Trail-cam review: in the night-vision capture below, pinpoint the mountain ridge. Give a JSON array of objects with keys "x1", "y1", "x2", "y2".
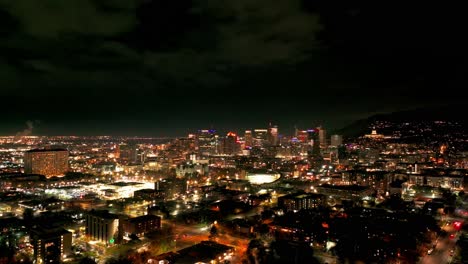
[{"x1": 337, "y1": 104, "x2": 466, "y2": 138}]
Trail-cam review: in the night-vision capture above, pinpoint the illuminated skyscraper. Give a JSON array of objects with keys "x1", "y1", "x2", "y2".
[
  {"x1": 244, "y1": 130, "x2": 253, "y2": 148},
  {"x1": 119, "y1": 144, "x2": 138, "y2": 163},
  {"x1": 254, "y1": 129, "x2": 268, "y2": 146},
  {"x1": 296, "y1": 130, "x2": 309, "y2": 143},
  {"x1": 24, "y1": 149, "x2": 69, "y2": 178},
  {"x1": 307, "y1": 129, "x2": 320, "y2": 157},
  {"x1": 330, "y1": 135, "x2": 343, "y2": 147},
  {"x1": 223, "y1": 132, "x2": 239, "y2": 155},
  {"x1": 196, "y1": 129, "x2": 217, "y2": 156},
  {"x1": 268, "y1": 125, "x2": 279, "y2": 146},
  {"x1": 318, "y1": 126, "x2": 328, "y2": 148}
]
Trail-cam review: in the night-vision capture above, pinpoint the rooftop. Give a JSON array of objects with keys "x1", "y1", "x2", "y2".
[
  {"x1": 317, "y1": 184, "x2": 369, "y2": 191},
  {"x1": 127, "y1": 214, "x2": 160, "y2": 223},
  {"x1": 30, "y1": 227, "x2": 71, "y2": 239},
  {"x1": 26, "y1": 148, "x2": 68, "y2": 153},
  {"x1": 175, "y1": 241, "x2": 234, "y2": 264},
  {"x1": 87, "y1": 210, "x2": 119, "y2": 219}
]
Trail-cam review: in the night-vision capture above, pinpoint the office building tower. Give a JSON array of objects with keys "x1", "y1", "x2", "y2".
[
  {"x1": 24, "y1": 149, "x2": 69, "y2": 178},
  {"x1": 30, "y1": 227, "x2": 72, "y2": 264},
  {"x1": 244, "y1": 130, "x2": 253, "y2": 148},
  {"x1": 318, "y1": 126, "x2": 327, "y2": 148},
  {"x1": 296, "y1": 130, "x2": 309, "y2": 143},
  {"x1": 253, "y1": 129, "x2": 268, "y2": 146},
  {"x1": 224, "y1": 132, "x2": 239, "y2": 155},
  {"x1": 196, "y1": 129, "x2": 217, "y2": 156},
  {"x1": 331, "y1": 135, "x2": 343, "y2": 147},
  {"x1": 307, "y1": 129, "x2": 320, "y2": 157},
  {"x1": 268, "y1": 125, "x2": 279, "y2": 146},
  {"x1": 119, "y1": 144, "x2": 138, "y2": 163}
]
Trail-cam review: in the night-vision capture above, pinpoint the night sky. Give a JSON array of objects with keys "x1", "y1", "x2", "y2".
[{"x1": 0, "y1": 1, "x2": 466, "y2": 136}]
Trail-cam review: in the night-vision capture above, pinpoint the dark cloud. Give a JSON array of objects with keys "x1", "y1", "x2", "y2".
[
  {"x1": 0, "y1": 1, "x2": 466, "y2": 135},
  {"x1": 0, "y1": 0, "x2": 136, "y2": 37}
]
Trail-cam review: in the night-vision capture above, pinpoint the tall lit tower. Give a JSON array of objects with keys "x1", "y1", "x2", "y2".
[
  {"x1": 318, "y1": 126, "x2": 327, "y2": 148},
  {"x1": 254, "y1": 129, "x2": 268, "y2": 146},
  {"x1": 244, "y1": 130, "x2": 253, "y2": 148},
  {"x1": 196, "y1": 129, "x2": 217, "y2": 157},
  {"x1": 224, "y1": 132, "x2": 239, "y2": 155},
  {"x1": 268, "y1": 125, "x2": 279, "y2": 146},
  {"x1": 307, "y1": 129, "x2": 320, "y2": 157},
  {"x1": 330, "y1": 135, "x2": 343, "y2": 147}
]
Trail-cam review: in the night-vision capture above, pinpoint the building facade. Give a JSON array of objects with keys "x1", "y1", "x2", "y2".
[
  {"x1": 24, "y1": 149, "x2": 69, "y2": 178},
  {"x1": 278, "y1": 193, "x2": 326, "y2": 212},
  {"x1": 30, "y1": 227, "x2": 72, "y2": 264},
  {"x1": 197, "y1": 129, "x2": 218, "y2": 157},
  {"x1": 330, "y1": 135, "x2": 343, "y2": 147},
  {"x1": 85, "y1": 210, "x2": 120, "y2": 245},
  {"x1": 122, "y1": 215, "x2": 161, "y2": 237}
]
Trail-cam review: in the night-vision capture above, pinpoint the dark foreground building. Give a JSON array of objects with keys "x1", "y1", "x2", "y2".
[
  {"x1": 156, "y1": 241, "x2": 234, "y2": 264},
  {"x1": 30, "y1": 227, "x2": 72, "y2": 264}
]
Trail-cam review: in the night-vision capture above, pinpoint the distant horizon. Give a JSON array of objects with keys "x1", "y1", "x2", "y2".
[{"x1": 2, "y1": 103, "x2": 463, "y2": 137}]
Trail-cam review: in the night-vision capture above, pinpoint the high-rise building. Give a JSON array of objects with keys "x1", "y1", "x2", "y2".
[
  {"x1": 30, "y1": 227, "x2": 72, "y2": 264},
  {"x1": 268, "y1": 125, "x2": 279, "y2": 146},
  {"x1": 244, "y1": 130, "x2": 253, "y2": 148},
  {"x1": 330, "y1": 135, "x2": 343, "y2": 147},
  {"x1": 24, "y1": 149, "x2": 69, "y2": 178},
  {"x1": 253, "y1": 129, "x2": 268, "y2": 146},
  {"x1": 223, "y1": 132, "x2": 239, "y2": 155},
  {"x1": 296, "y1": 130, "x2": 309, "y2": 143},
  {"x1": 318, "y1": 126, "x2": 327, "y2": 148},
  {"x1": 85, "y1": 210, "x2": 121, "y2": 245},
  {"x1": 196, "y1": 129, "x2": 217, "y2": 156},
  {"x1": 119, "y1": 144, "x2": 138, "y2": 163},
  {"x1": 307, "y1": 129, "x2": 320, "y2": 157}
]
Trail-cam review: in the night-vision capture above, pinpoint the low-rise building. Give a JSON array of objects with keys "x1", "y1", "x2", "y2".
[
  {"x1": 134, "y1": 189, "x2": 165, "y2": 201},
  {"x1": 277, "y1": 193, "x2": 326, "y2": 212},
  {"x1": 315, "y1": 184, "x2": 373, "y2": 202},
  {"x1": 156, "y1": 241, "x2": 234, "y2": 264}
]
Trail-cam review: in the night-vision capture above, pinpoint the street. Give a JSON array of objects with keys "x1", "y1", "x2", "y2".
[{"x1": 419, "y1": 217, "x2": 462, "y2": 264}]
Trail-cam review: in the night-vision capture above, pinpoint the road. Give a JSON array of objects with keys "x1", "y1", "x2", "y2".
[
  {"x1": 419, "y1": 217, "x2": 462, "y2": 264},
  {"x1": 149, "y1": 220, "x2": 250, "y2": 263}
]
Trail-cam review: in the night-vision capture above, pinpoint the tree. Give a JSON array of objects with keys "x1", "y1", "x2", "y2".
[
  {"x1": 23, "y1": 208, "x2": 34, "y2": 227},
  {"x1": 129, "y1": 233, "x2": 140, "y2": 241},
  {"x1": 105, "y1": 256, "x2": 133, "y2": 264},
  {"x1": 209, "y1": 225, "x2": 218, "y2": 240},
  {"x1": 79, "y1": 257, "x2": 97, "y2": 264}
]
